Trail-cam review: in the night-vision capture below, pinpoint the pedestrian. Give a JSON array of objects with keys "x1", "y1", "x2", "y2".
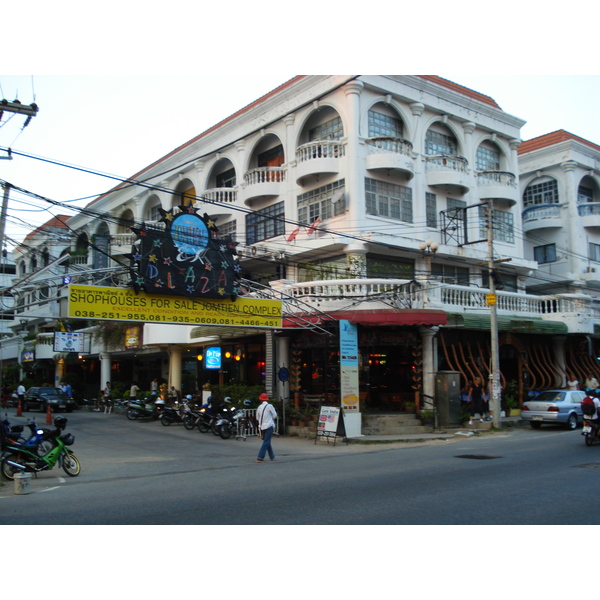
[
  {"x1": 129, "y1": 382, "x2": 140, "y2": 401},
  {"x1": 62, "y1": 381, "x2": 72, "y2": 399},
  {"x1": 255, "y1": 392, "x2": 277, "y2": 463},
  {"x1": 16, "y1": 381, "x2": 26, "y2": 407},
  {"x1": 168, "y1": 385, "x2": 180, "y2": 405},
  {"x1": 150, "y1": 378, "x2": 158, "y2": 397},
  {"x1": 585, "y1": 372, "x2": 599, "y2": 390},
  {"x1": 566, "y1": 374, "x2": 579, "y2": 390},
  {"x1": 102, "y1": 381, "x2": 112, "y2": 414},
  {"x1": 467, "y1": 377, "x2": 485, "y2": 425}
]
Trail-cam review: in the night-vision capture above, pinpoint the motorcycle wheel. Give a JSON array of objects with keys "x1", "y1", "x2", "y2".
[
  {"x1": 126, "y1": 408, "x2": 139, "y2": 420},
  {"x1": 1, "y1": 453, "x2": 27, "y2": 480},
  {"x1": 211, "y1": 421, "x2": 221, "y2": 436},
  {"x1": 36, "y1": 440, "x2": 54, "y2": 456},
  {"x1": 62, "y1": 453, "x2": 81, "y2": 477},
  {"x1": 198, "y1": 421, "x2": 210, "y2": 433},
  {"x1": 219, "y1": 423, "x2": 232, "y2": 440},
  {"x1": 161, "y1": 416, "x2": 171, "y2": 426},
  {"x1": 585, "y1": 433, "x2": 594, "y2": 446},
  {"x1": 183, "y1": 416, "x2": 196, "y2": 430}
]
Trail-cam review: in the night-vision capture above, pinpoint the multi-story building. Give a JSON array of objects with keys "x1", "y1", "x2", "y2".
[{"x1": 5, "y1": 76, "x2": 600, "y2": 431}]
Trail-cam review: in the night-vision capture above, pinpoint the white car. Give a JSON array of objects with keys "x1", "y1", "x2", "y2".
[{"x1": 520, "y1": 390, "x2": 586, "y2": 430}]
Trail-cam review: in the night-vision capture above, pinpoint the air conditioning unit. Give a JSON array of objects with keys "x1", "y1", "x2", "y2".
[{"x1": 586, "y1": 266, "x2": 596, "y2": 273}]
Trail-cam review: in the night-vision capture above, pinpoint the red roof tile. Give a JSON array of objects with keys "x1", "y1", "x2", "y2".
[
  {"x1": 24, "y1": 215, "x2": 70, "y2": 241},
  {"x1": 518, "y1": 130, "x2": 600, "y2": 155},
  {"x1": 417, "y1": 75, "x2": 501, "y2": 109}
]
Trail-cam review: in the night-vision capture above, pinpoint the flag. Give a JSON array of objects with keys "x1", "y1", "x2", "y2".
[
  {"x1": 286, "y1": 227, "x2": 300, "y2": 243},
  {"x1": 306, "y1": 218, "x2": 321, "y2": 235}
]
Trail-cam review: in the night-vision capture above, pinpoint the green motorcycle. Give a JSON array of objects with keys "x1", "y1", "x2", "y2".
[{"x1": 1, "y1": 416, "x2": 81, "y2": 480}]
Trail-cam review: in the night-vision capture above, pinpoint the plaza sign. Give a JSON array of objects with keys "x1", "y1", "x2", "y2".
[{"x1": 68, "y1": 284, "x2": 283, "y2": 328}]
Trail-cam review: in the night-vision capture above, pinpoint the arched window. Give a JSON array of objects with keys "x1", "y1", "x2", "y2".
[
  {"x1": 476, "y1": 141, "x2": 501, "y2": 171},
  {"x1": 523, "y1": 177, "x2": 559, "y2": 207},
  {"x1": 425, "y1": 124, "x2": 457, "y2": 156}
]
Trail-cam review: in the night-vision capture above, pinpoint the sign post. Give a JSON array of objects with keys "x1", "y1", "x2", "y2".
[{"x1": 339, "y1": 319, "x2": 361, "y2": 437}]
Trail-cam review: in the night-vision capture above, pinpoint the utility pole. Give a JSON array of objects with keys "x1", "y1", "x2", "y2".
[
  {"x1": 486, "y1": 201, "x2": 501, "y2": 428},
  {"x1": 0, "y1": 98, "x2": 39, "y2": 160}
]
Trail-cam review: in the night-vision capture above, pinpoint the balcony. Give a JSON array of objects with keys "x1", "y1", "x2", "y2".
[
  {"x1": 271, "y1": 279, "x2": 600, "y2": 335},
  {"x1": 295, "y1": 140, "x2": 346, "y2": 185},
  {"x1": 477, "y1": 171, "x2": 518, "y2": 204},
  {"x1": 522, "y1": 204, "x2": 562, "y2": 232},
  {"x1": 425, "y1": 155, "x2": 469, "y2": 194},
  {"x1": 578, "y1": 202, "x2": 600, "y2": 229},
  {"x1": 365, "y1": 137, "x2": 414, "y2": 179},
  {"x1": 239, "y1": 167, "x2": 286, "y2": 207},
  {"x1": 202, "y1": 187, "x2": 238, "y2": 220}
]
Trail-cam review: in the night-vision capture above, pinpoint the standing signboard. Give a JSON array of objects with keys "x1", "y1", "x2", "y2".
[{"x1": 316, "y1": 406, "x2": 346, "y2": 445}]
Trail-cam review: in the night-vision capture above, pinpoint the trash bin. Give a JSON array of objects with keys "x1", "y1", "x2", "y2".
[{"x1": 14, "y1": 472, "x2": 32, "y2": 495}]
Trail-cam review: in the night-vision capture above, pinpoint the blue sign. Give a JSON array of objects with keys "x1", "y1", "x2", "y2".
[{"x1": 205, "y1": 346, "x2": 222, "y2": 369}]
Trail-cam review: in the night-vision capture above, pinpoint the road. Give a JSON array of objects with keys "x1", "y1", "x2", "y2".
[{"x1": 1, "y1": 410, "x2": 598, "y2": 525}]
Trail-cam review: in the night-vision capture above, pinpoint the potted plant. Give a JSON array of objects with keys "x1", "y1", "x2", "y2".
[
  {"x1": 502, "y1": 380, "x2": 520, "y2": 416},
  {"x1": 404, "y1": 400, "x2": 416, "y2": 413},
  {"x1": 419, "y1": 409, "x2": 435, "y2": 426}
]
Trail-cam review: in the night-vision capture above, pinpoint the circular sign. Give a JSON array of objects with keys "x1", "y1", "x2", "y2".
[
  {"x1": 278, "y1": 367, "x2": 290, "y2": 382},
  {"x1": 171, "y1": 214, "x2": 209, "y2": 255}
]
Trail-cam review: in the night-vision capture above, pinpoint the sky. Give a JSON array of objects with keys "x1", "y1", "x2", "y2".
[{"x1": 2, "y1": 72, "x2": 600, "y2": 251}]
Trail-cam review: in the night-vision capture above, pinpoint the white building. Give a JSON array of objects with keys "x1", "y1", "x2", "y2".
[{"x1": 7, "y1": 76, "x2": 600, "y2": 428}]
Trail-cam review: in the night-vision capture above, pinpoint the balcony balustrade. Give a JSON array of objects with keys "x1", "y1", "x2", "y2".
[
  {"x1": 240, "y1": 167, "x2": 286, "y2": 206},
  {"x1": 522, "y1": 204, "x2": 562, "y2": 232},
  {"x1": 578, "y1": 202, "x2": 600, "y2": 228},
  {"x1": 295, "y1": 140, "x2": 346, "y2": 184},
  {"x1": 477, "y1": 170, "x2": 518, "y2": 204},
  {"x1": 203, "y1": 188, "x2": 237, "y2": 204},
  {"x1": 425, "y1": 155, "x2": 469, "y2": 193},
  {"x1": 365, "y1": 137, "x2": 414, "y2": 178}
]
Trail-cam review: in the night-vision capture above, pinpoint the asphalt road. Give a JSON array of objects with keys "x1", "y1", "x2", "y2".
[{"x1": 1, "y1": 410, "x2": 599, "y2": 525}]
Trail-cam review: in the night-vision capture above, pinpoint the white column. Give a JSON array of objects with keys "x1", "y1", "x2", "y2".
[
  {"x1": 420, "y1": 326, "x2": 439, "y2": 410},
  {"x1": 100, "y1": 352, "x2": 111, "y2": 391},
  {"x1": 343, "y1": 80, "x2": 364, "y2": 232},
  {"x1": 168, "y1": 346, "x2": 182, "y2": 392}
]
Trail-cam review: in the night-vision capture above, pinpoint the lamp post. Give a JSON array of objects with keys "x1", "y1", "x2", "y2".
[{"x1": 418, "y1": 240, "x2": 438, "y2": 308}]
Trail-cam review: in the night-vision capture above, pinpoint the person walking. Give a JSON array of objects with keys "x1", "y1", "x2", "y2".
[
  {"x1": 467, "y1": 377, "x2": 485, "y2": 425},
  {"x1": 256, "y1": 392, "x2": 277, "y2": 463},
  {"x1": 129, "y1": 382, "x2": 140, "y2": 401}
]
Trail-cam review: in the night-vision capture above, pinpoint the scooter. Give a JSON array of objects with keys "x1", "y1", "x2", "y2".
[
  {"x1": 1, "y1": 419, "x2": 53, "y2": 456},
  {"x1": 582, "y1": 418, "x2": 600, "y2": 446},
  {"x1": 126, "y1": 398, "x2": 161, "y2": 420},
  {"x1": 159, "y1": 400, "x2": 191, "y2": 426},
  {"x1": 1, "y1": 416, "x2": 81, "y2": 480}
]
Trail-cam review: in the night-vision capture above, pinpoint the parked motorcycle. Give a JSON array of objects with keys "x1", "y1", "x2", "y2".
[
  {"x1": 159, "y1": 400, "x2": 192, "y2": 426},
  {"x1": 126, "y1": 398, "x2": 161, "y2": 420},
  {"x1": 1, "y1": 416, "x2": 81, "y2": 480},
  {"x1": 196, "y1": 398, "x2": 219, "y2": 434},
  {"x1": 582, "y1": 418, "x2": 600, "y2": 446},
  {"x1": 183, "y1": 397, "x2": 202, "y2": 430},
  {"x1": 1, "y1": 419, "x2": 53, "y2": 456}
]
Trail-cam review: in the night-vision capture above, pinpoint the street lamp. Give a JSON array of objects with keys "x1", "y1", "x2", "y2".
[{"x1": 419, "y1": 240, "x2": 438, "y2": 308}]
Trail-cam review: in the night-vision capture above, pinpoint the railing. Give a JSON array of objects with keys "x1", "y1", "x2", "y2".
[
  {"x1": 366, "y1": 136, "x2": 413, "y2": 156},
  {"x1": 296, "y1": 140, "x2": 346, "y2": 163},
  {"x1": 477, "y1": 170, "x2": 517, "y2": 187},
  {"x1": 203, "y1": 188, "x2": 237, "y2": 203},
  {"x1": 283, "y1": 278, "x2": 416, "y2": 302},
  {"x1": 425, "y1": 154, "x2": 468, "y2": 172},
  {"x1": 522, "y1": 204, "x2": 561, "y2": 223},
  {"x1": 244, "y1": 166, "x2": 286, "y2": 186},
  {"x1": 578, "y1": 202, "x2": 600, "y2": 217},
  {"x1": 435, "y1": 284, "x2": 600, "y2": 318}
]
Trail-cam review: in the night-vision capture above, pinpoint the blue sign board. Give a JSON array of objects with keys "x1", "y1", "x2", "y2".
[{"x1": 205, "y1": 346, "x2": 222, "y2": 369}]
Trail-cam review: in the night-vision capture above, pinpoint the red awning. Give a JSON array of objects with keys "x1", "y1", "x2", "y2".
[{"x1": 283, "y1": 309, "x2": 447, "y2": 328}]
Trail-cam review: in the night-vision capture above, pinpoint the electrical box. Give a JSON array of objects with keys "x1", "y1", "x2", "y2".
[{"x1": 435, "y1": 370, "x2": 461, "y2": 427}]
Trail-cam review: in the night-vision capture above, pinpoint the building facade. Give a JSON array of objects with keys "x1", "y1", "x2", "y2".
[{"x1": 4, "y1": 76, "x2": 600, "y2": 429}]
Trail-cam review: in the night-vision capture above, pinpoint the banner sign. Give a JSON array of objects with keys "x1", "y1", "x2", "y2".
[
  {"x1": 339, "y1": 319, "x2": 360, "y2": 411},
  {"x1": 67, "y1": 284, "x2": 283, "y2": 328},
  {"x1": 129, "y1": 206, "x2": 240, "y2": 299},
  {"x1": 53, "y1": 331, "x2": 87, "y2": 353}
]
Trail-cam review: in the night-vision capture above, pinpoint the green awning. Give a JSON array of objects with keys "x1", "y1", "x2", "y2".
[{"x1": 447, "y1": 313, "x2": 568, "y2": 334}]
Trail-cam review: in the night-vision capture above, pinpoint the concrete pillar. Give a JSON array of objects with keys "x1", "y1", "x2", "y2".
[
  {"x1": 420, "y1": 326, "x2": 439, "y2": 410},
  {"x1": 343, "y1": 80, "x2": 364, "y2": 232},
  {"x1": 100, "y1": 352, "x2": 111, "y2": 391},
  {"x1": 168, "y1": 346, "x2": 183, "y2": 392}
]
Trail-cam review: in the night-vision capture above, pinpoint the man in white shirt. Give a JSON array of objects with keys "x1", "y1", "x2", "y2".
[{"x1": 256, "y1": 393, "x2": 277, "y2": 463}]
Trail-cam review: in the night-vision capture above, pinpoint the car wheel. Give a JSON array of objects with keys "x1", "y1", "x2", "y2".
[
  {"x1": 565, "y1": 413, "x2": 578, "y2": 430},
  {"x1": 530, "y1": 422, "x2": 542, "y2": 429}
]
